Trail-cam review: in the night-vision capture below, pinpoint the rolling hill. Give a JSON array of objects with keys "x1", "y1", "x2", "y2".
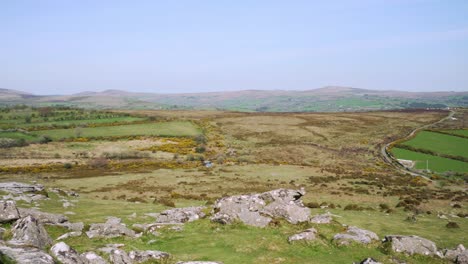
[{"x1": 0, "y1": 86, "x2": 467, "y2": 112}]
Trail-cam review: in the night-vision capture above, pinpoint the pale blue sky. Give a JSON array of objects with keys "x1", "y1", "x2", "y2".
[{"x1": 1, "y1": 0, "x2": 468, "y2": 94}]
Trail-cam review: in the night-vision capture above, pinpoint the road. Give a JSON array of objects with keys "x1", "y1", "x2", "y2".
[{"x1": 380, "y1": 110, "x2": 455, "y2": 180}]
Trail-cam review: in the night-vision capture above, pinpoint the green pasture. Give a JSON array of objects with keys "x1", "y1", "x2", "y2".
[
  {"x1": 391, "y1": 147, "x2": 467, "y2": 173},
  {"x1": 401, "y1": 131, "x2": 468, "y2": 158},
  {"x1": 32, "y1": 121, "x2": 202, "y2": 139}
]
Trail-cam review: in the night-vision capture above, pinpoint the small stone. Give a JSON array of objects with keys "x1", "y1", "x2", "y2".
[
  {"x1": 333, "y1": 226, "x2": 379, "y2": 245},
  {"x1": 288, "y1": 228, "x2": 318, "y2": 243},
  {"x1": 0, "y1": 200, "x2": 20, "y2": 223},
  {"x1": 50, "y1": 242, "x2": 87, "y2": 264},
  {"x1": 384, "y1": 235, "x2": 441, "y2": 257}
]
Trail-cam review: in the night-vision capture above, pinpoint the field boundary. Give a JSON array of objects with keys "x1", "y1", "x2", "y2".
[{"x1": 381, "y1": 110, "x2": 455, "y2": 179}]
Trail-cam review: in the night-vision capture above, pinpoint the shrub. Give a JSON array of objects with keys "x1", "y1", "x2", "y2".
[
  {"x1": 87, "y1": 157, "x2": 109, "y2": 168},
  {"x1": 446, "y1": 222, "x2": 460, "y2": 228},
  {"x1": 0, "y1": 138, "x2": 28, "y2": 148},
  {"x1": 63, "y1": 163, "x2": 72, "y2": 169},
  {"x1": 344, "y1": 204, "x2": 364, "y2": 211},
  {"x1": 195, "y1": 146, "x2": 206, "y2": 153},
  {"x1": 379, "y1": 203, "x2": 390, "y2": 210},
  {"x1": 304, "y1": 202, "x2": 319, "y2": 208},
  {"x1": 38, "y1": 135, "x2": 52, "y2": 144},
  {"x1": 154, "y1": 197, "x2": 175, "y2": 207},
  {"x1": 127, "y1": 197, "x2": 147, "y2": 203}
]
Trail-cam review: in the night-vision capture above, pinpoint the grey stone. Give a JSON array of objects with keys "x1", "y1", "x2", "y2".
[
  {"x1": 155, "y1": 206, "x2": 206, "y2": 223},
  {"x1": 98, "y1": 244, "x2": 126, "y2": 254},
  {"x1": 109, "y1": 249, "x2": 133, "y2": 264},
  {"x1": 0, "y1": 182, "x2": 45, "y2": 194},
  {"x1": 0, "y1": 244, "x2": 54, "y2": 264},
  {"x1": 310, "y1": 213, "x2": 333, "y2": 224},
  {"x1": 358, "y1": 258, "x2": 382, "y2": 264},
  {"x1": 456, "y1": 249, "x2": 468, "y2": 264},
  {"x1": 57, "y1": 231, "x2": 82, "y2": 240},
  {"x1": 81, "y1": 251, "x2": 109, "y2": 264},
  {"x1": 129, "y1": 250, "x2": 171, "y2": 263},
  {"x1": 0, "y1": 200, "x2": 20, "y2": 223},
  {"x1": 86, "y1": 217, "x2": 136, "y2": 239},
  {"x1": 51, "y1": 242, "x2": 87, "y2": 264},
  {"x1": 333, "y1": 226, "x2": 379, "y2": 245},
  {"x1": 55, "y1": 221, "x2": 84, "y2": 232},
  {"x1": 211, "y1": 188, "x2": 310, "y2": 227},
  {"x1": 18, "y1": 207, "x2": 68, "y2": 224},
  {"x1": 288, "y1": 228, "x2": 318, "y2": 243},
  {"x1": 384, "y1": 235, "x2": 441, "y2": 257},
  {"x1": 444, "y1": 244, "x2": 466, "y2": 261},
  {"x1": 9, "y1": 215, "x2": 53, "y2": 249}
]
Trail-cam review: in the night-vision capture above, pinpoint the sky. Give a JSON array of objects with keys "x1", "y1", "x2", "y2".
[{"x1": 1, "y1": 0, "x2": 468, "y2": 94}]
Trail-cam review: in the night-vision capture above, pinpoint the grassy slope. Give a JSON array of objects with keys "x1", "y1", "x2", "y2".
[
  {"x1": 402, "y1": 131, "x2": 468, "y2": 157},
  {"x1": 32, "y1": 121, "x2": 202, "y2": 139},
  {"x1": 391, "y1": 147, "x2": 468, "y2": 173}
]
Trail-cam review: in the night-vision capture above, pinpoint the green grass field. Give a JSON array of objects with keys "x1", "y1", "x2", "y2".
[
  {"x1": 0, "y1": 116, "x2": 144, "y2": 128},
  {"x1": 0, "y1": 131, "x2": 38, "y2": 141},
  {"x1": 32, "y1": 121, "x2": 202, "y2": 139},
  {"x1": 391, "y1": 147, "x2": 468, "y2": 173},
  {"x1": 401, "y1": 131, "x2": 468, "y2": 158}
]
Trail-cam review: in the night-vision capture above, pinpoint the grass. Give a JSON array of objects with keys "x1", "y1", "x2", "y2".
[
  {"x1": 391, "y1": 147, "x2": 468, "y2": 173},
  {"x1": 16, "y1": 116, "x2": 144, "y2": 128},
  {"x1": 401, "y1": 131, "x2": 468, "y2": 158},
  {"x1": 0, "y1": 131, "x2": 38, "y2": 141},
  {"x1": 13, "y1": 189, "x2": 459, "y2": 264},
  {"x1": 32, "y1": 121, "x2": 202, "y2": 140}
]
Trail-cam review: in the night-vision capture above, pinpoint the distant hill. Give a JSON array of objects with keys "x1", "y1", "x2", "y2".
[{"x1": 0, "y1": 86, "x2": 467, "y2": 112}]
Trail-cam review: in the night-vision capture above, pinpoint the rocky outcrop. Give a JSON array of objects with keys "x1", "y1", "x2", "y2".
[
  {"x1": 0, "y1": 244, "x2": 54, "y2": 264},
  {"x1": 211, "y1": 189, "x2": 310, "y2": 227},
  {"x1": 357, "y1": 258, "x2": 382, "y2": 264},
  {"x1": 0, "y1": 182, "x2": 45, "y2": 194},
  {"x1": 288, "y1": 228, "x2": 318, "y2": 243},
  {"x1": 86, "y1": 217, "x2": 136, "y2": 239},
  {"x1": 81, "y1": 251, "x2": 108, "y2": 264},
  {"x1": 333, "y1": 226, "x2": 379, "y2": 245},
  {"x1": 383, "y1": 235, "x2": 441, "y2": 257},
  {"x1": 0, "y1": 200, "x2": 20, "y2": 223},
  {"x1": 18, "y1": 207, "x2": 68, "y2": 224},
  {"x1": 50, "y1": 242, "x2": 87, "y2": 264},
  {"x1": 109, "y1": 249, "x2": 133, "y2": 264},
  {"x1": 129, "y1": 250, "x2": 171, "y2": 262},
  {"x1": 310, "y1": 213, "x2": 333, "y2": 224},
  {"x1": 9, "y1": 215, "x2": 53, "y2": 249},
  {"x1": 155, "y1": 206, "x2": 206, "y2": 223}
]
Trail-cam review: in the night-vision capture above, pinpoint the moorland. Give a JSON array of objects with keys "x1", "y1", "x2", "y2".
[{"x1": 0, "y1": 105, "x2": 467, "y2": 264}]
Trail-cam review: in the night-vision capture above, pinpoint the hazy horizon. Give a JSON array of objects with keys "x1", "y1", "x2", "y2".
[{"x1": 2, "y1": 1, "x2": 468, "y2": 94}]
